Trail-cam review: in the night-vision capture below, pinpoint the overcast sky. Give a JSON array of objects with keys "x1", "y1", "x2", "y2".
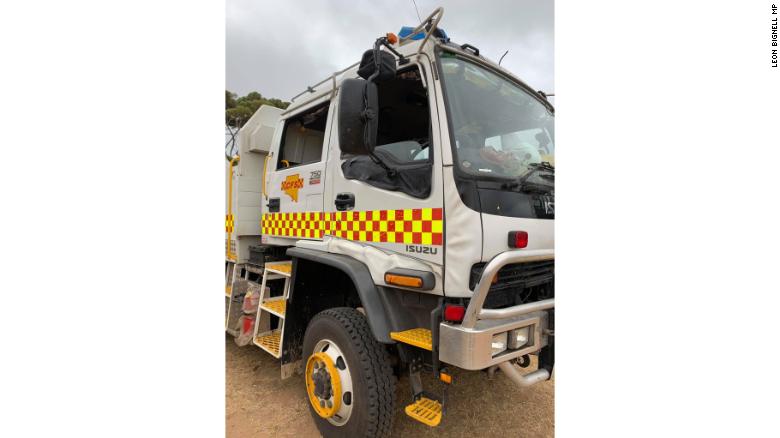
[{"x1": 226, "y1": 0, "x2": 553, "y2": 100}]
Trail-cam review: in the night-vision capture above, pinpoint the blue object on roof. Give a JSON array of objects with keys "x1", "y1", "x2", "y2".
[
  {"x1": 399, "y1": 26, "x2": 449, "y2": 42},
  {"x1": 399, "y1": 26, "x2": 424, "y2": 40}
]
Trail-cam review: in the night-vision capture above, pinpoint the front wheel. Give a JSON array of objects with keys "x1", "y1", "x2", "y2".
[{"x1": 302, "y1": 307, "x2": 396, "y2": 438}]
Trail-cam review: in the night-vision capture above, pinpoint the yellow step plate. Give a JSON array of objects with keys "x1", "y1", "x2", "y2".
[
  {"x1": 405, "y1": 397, "x2": 442, "y2": 427},
  {"x1": 260, "y1": 299, "x2": 286, "y2": 317},
  {"x1": 265, "y1": 262, "x2": 292, "y2": 276},
  {"x1": 254, "y1": 330, "x2": 281, "y2": 357},
  {"x1": 390, "y1": 328, "x2": 432, "y2": 351}
]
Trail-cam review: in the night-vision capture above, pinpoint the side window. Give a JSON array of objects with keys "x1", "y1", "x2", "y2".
[
  {"x1": 373, "y1": 67, "x2": 431, "y2": 163},
  {"x1": 277, "y1": 102, "x2": 329, "y2": 169},
  {"x1": 341, "y1": 66, "x2": 433, "y2": 199}
]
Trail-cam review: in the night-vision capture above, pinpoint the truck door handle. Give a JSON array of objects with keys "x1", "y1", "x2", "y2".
[
  {"x1": 335, "y1": 193, "x2": 355, "y2": 211},
  {"x1": 267, "y1": 198, "x2": 280, "y2": 212}
]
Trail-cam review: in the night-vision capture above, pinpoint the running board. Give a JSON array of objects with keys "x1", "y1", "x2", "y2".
[{"x1": 390, "y1": 328, "x2": 432, "y2": 351}]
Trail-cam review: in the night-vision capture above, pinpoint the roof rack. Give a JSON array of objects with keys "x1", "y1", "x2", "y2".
[{"x1": 287, "y1": 60, "x2": 359, "y2": 108}]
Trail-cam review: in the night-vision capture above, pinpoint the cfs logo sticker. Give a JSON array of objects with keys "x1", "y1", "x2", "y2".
[{"x1": 281, "y1": 174, "x2": 304, "y2": 202}]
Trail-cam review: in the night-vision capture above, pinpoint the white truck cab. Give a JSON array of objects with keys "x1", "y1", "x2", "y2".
[{"x1": 226, "y1": 8, "x2": 554, "y2": 437}]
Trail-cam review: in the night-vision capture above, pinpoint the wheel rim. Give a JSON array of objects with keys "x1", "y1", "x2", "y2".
[{"x1": 305, "y1": 339, "x2": 354, "y2": 426}]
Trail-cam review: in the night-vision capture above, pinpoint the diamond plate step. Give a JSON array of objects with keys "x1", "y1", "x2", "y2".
[
  {"x1": 254, "y1": 330, "x2": 281, "y2": 358},
  {"x1": 390, "y1": 328, "x2": 432, "y2": 351},
  {"x1": 264, "y1": 261, "x2": 292, "y2": 277},
  {"x1": 260, "y1": 299, "x2": 286, "y2": 318}
]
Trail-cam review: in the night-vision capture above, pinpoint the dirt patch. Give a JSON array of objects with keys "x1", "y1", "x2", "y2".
[{"x1": 226, "y1": 335, "x2": 553, "y2": 438}]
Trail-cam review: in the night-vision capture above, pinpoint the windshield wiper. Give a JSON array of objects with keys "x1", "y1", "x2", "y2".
[
  {"x1": 520, "y1": 162, "x2": 554, "y2": 181},
  {"x1": 501, "y1": 162, "x2": 554, "y2": 192}
]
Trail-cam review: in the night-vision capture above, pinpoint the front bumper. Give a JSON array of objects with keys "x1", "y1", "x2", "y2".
[{"x1": 438, "y1": 250, "x2": 554, "y2": 373}]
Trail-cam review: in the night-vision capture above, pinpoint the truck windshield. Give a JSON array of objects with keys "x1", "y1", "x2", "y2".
[{"x1": 439, "y1": 54, "x2": 554, "y2": 180}]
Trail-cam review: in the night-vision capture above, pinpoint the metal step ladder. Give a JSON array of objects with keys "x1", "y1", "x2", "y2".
[
  {"x1": 390, "y1": 327, "x2": 447, "y2": 427},
  {"x1": 252, "y1": 261, "x2": 292, "y2": 358}
]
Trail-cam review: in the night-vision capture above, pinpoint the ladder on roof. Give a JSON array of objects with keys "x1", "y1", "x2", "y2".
[{"x1": 252, "y1": 261, "x2": 292, "y2": 358}]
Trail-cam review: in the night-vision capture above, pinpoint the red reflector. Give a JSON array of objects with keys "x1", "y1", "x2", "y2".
[
  {"x1": 444, "y1": 304, "x2": 465, "y2": 322},
  {"x1": 508, "y1": 231, "x2": 528, "y2": 248}
]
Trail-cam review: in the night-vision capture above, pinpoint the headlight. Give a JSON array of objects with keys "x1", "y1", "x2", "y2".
[
  {"x1": 491, "y1": 332, "x2": 508, "y2": 356},
  {"x1": 508, "y1": 327, "x2": 530, "y2": 349}
]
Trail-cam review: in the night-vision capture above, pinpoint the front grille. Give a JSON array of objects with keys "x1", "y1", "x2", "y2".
[
  {"x1": 469, "y1": 260, "x2": 554, "y2": 290},
  {"x1": 469, "y1": 260, "x2": 554, "y2": 309}
]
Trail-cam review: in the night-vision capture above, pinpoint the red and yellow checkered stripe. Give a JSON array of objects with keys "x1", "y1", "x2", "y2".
[
  {"x1": 262, "y1": 208, "x2": 443, "y2": 245},
  {"x1": 225, "y1": 214, "x2": 235, "y2": 233}
]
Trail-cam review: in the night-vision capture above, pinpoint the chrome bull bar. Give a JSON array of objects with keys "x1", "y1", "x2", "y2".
[
  {"x1": 438, "y1": 249, "x2": 554, "y2": 378},
  {"x1": 461, "y1": 249, "x2": 555, "y2": 329}
]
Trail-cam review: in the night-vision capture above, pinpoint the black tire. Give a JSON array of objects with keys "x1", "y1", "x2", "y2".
[{"x1": 302, "y1": 307, "x2": 396, "y2": 438}]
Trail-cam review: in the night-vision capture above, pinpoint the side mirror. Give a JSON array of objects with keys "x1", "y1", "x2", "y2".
[
  {"x1": 357, "y1": 49, "x2": 396, "y2": 82},
  {"x1": 338, "y1": 78, "x2": 378, "y2": 155}
]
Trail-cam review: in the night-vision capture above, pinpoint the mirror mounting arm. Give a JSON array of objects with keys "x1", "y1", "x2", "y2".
[
  {"x1": 372, "y1": 37, "x2": 409, "y2": 72},
  {"x1": 379, "y1": 38, "x2": 410, "y2": 66}
]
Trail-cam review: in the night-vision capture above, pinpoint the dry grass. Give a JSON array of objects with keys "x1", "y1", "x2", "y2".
[{"x1": 226, "y1": 335, "x2": 553, "y2": 438}]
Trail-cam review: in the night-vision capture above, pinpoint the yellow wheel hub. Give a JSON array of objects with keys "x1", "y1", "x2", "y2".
[{"x1": 305, "y1": 352, "x2": 342, "y2": 418}]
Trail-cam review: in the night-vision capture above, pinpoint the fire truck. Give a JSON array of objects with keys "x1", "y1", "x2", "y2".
[{"x1": 225, "y1": 8, "x2": 554, "y2": 437}]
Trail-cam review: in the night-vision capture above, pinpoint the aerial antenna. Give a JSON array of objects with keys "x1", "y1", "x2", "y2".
[
  {"x1": 411, "y1": 0, "x2": 422, "y2": 22},
  {"x1": 499, "y1": 50, "x2": 509, "y2": 65}
]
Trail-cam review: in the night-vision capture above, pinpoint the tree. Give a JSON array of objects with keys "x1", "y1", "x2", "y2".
[
  {"x1": 245, "y1": 91, "x2": 263, "y2": 101},
  {"x1": 226, "y1": 106, "x2": 253, "y2": 127},
  {"x1": 225, "y1": 90, "x2": 291, "y2": 127},
  {"x1": 267, "y1": 98, "x2": 289, "y2": 109}
]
